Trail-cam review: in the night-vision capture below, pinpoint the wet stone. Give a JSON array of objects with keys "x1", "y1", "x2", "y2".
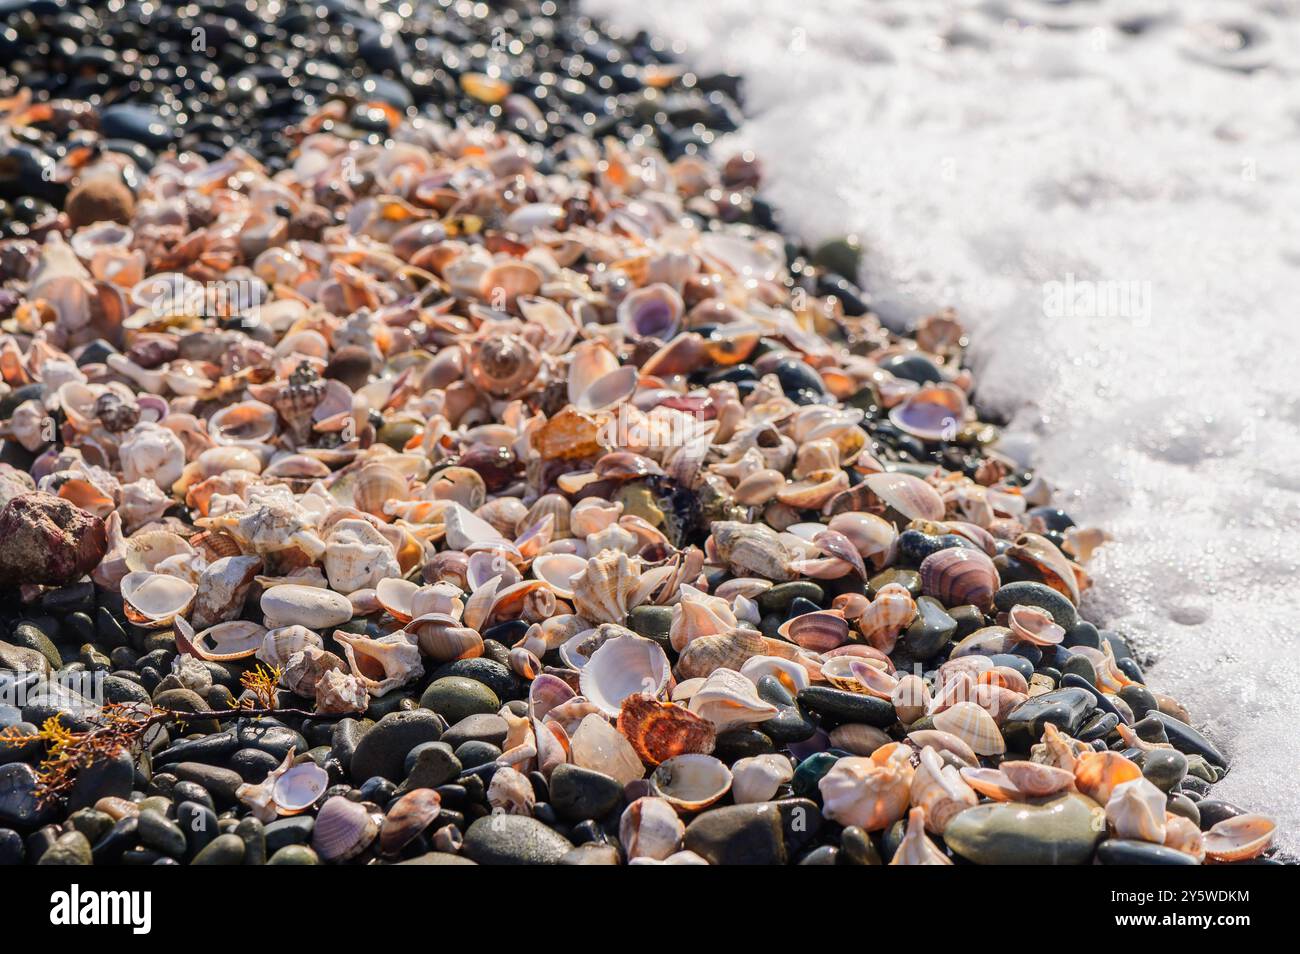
[
  {"x1": 684, "y1": 802, "x2": 787, "y2": 865},
  {"x1": 1096, "y1": 840, "x2": 1198, "y2": 865},
  {"x1": 549, "y1": 764, "x2": 623, "y2": 821},
  {"x1": 350, "y1": 710, "x2": 445, "y2": 783},
  {"x1": 797, "y1": 687, "x2": 895, "y2": 727},
  {"x1": 1001, "y1": 687, "x2": 1095, "y2": 752},
  {"x1": 462, "y1": 814, "x2": 574, "y2": 865},
  {"x1": 944, "y1": 793, "x2": 1102, "y2": 865},
  {"x1": 441, "y1": 713, "x2": 509, "y2": 750},
  {"x1": 757, "y1": 582, "x2": 824, "y2": 614}
]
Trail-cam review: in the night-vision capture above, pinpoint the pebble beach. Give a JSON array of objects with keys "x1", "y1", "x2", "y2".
[{"x1": 0, "y1": 0, "x2": 1288, "y2": 867}]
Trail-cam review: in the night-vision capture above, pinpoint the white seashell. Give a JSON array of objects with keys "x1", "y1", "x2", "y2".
[
  {"x1": 323, "y1": 519, "x2": 401, "y2": 593},
  {"x1": 119, "y1": 421, "x2": 185, "y2": 491},
  {"x1": 191, "y1": 554, "x2": 261, "y2": 630},
  {"x1": 486, "y1": 765, "x2": 536, "y2": 816},
  {"x1": 685, "y1": 667, "x2": 779, "y2": 732},
  {"x1": 261, "y1": 583, "x2": 354, "y2": 629},
  {"x1": 579, "y1": 633, "x2": 671, "y2": 717},
  {"x1": 932, "y1": 701, "x2": 1006, "y2": 756},
  {"x1": 531, "y1": 552, "x2": 587, "y2": 599},
  {"x1": 620, "y1": 796, "x2": 685, "y2": 861},
  {"x1": 572, "y1": 549, "x2": 637, "y2": 624},
  {"x1": 570, "y1": 713, "x2": 644, "y2": 787},
  {"x1": 669, "y1": 585, "x2": 737, "y2": 651},
  {"x1": 120, "y1": 571, "x2": 196, "y2": 628},
  {"x1": 649, "y1": 754, "x2": 732, "y2": 812},
  {"x1": 738, "y1": 655, "x2": 810, "y2": 695},
  {"x1": 1105, "y1": 777, "x2": 1168, "y2": 843},
  {"x1": 731, "y1": 754, "x2": 794, "y2": 804},
  {"x1": 272, "y1": 761, "x2": 329, "y2": 814},
  {"x1": 334, "y1": 630, "x2": 423, "y2": 697},
  {"x1": 444, "y1": 502, "x2": 505, "y2": 550},
  {"x1": 188, "y1": 620, "x2": 266, "y2": 662}
]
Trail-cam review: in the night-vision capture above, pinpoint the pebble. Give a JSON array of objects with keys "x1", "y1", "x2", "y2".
[
  {"x1": 419, "y1": 677, "x2": 500, "y2": 726},
  {"x1": 943, "y1": 793, "x2": 1103, "y2": 865},
  {"x1": 37, "y1": 830, "x2": 93, "y2": 866},
  {"x1": 191, "y1": 832, "x2": 247, "y2": 865},
  {"x1": 441, "y1": 713, "x2": 509, "y2": 750},
  {"x1": 548, "y1": 764, "x2": 624, "y2": 821},
  {"x1": 1000, "y1": 687, "x2": 1095, "y2": 751},
  {"x1": 1142, "y1": 748, "x2": 1189, "y2": 792},
  {"x1": 462, "y1": 815, "x2": 574, "y2": 866},
  {"x1": 137, "y1": 808, "x2": 187, "y2": 858},
  {"x1": 797, "y1": 687, "x2": 896, "y2": 727},
  {"x1": 1096, "y1": 840, "x2": 1199, "y2": 865},
  {"x1": 402, "y1": 742, "x2": 462, "y2": 790},
  {"x1": 684, "y1": 802, "x2": 787, "y2": 865},
  {"x1": 350, "y1": 710, "x2": 445, "y2": 783}
]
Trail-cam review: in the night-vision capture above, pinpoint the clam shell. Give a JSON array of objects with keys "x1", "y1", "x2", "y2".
[
  {"x1": 1203, "y1": 814, "x2": 1275, "y2": 863},
  {"x1": 271, "y1": 761, "x2": 329, "y2": 814},
  {"x1": 579, "y1": 633, "x2": 671, "y2": 718},
  {"x1": 617, "y1": 693, "x2": 716, "y2": 766},
  {"x1": 311, "y1": 796, "x2": 380, "y2": 862},
  {"x1": 120, "y1": 571, "x2": 196, "y2": 628},
  {"x1": 189, "y1": 620, "x2": 266, "y2": 662},
  {"x1": 778, "y1": 609, "x2": 849, "y2": 653},
  {"x1": 888, "y1": 383, "x2": 967, "y2": 442},
  {"x1": 1007, "y1": 603, "x2": 1064, "y2": 646},
  {"x1": 918, "y1": 546, "x2": 999, "y2": 612},
  {"x1": 620, "y1": 796, "x2": 685, "y2": 861},
  {"x1": 932, "y1": 701, "x2": 1006, "y2": 756},
  {"x1": 532, "y1": 552, "x2": 587, "y2": 599},
  {"x1": 863, "y1": 471, "x2": 945, "y2": 522},
  {"x1": 649, "y1": 754, "x2": 733, "y2": 813},
  {"x1": 379, "y1": 788, "x2": 442, "y2": 855}
]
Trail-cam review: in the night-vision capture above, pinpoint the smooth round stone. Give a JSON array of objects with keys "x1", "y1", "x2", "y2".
[
  {"x1": 840, "y1": 826, "x2": 882, "y2": 865},
  {"x1": 627, "y1": 605, "x2": 672, "y2": 647},
  {"x1": 1077, "y1": 711, "x2": 1119, "y2": 743},
  {"x1": 757, "y1": 582, "x2": 824, "y2": 614},
  {"x1": 235, "y1": 816, "x2": 267, "y2": 866},
  {"x1": 176, "y1": 801, "x2": 217, "y2": 856},
  {"x1": 1142, "y1": 749, "x2": 1188, "y2": 792},
  {"x1": 755, "y1": 675, "x2": 795, "y2": 708},
  {"x1": 237, "y1": 722, "x2": 307, "y2": 761},
  {"x1": 712, "y1": 729, "x2": 776, "y2": 763},
  {"x1": 549, "y1": 764, "x2": 623, "y2": 821},
  {"x1": 100, "y1": 104, "x2": 176, "y2": 149},
  {"x1": 430, "y1": 659, "x2": 518, "y2": 700},
  {"x1": 1096, "y1": 840, "x2": 1198, "y2": 865},
  {"x1": 0, "y1": 828, "x2": 23, "y2": 865},
  {"x1": 1063, "y1": 620, "x2": 1102, "y2": 649},
  {"x1": 1143, "y1": 712, "x2": 1227, "y2": 768},
  {"x1": 684, "y1": 802, "x2": 786, "y2": 865},
  {"x1": 993, "y1": 581, "x2": 1078, "y2": 630},
  {"x1": 760, "y1": 705, "x2": 818, "y2": 744},
  {"x1": 170, "y1": 763, "x2": 244, "y2": 805},
  {"x1": 948, "y1": 604, "x2": 985, "y2": 640},
  {"x1": 1119, "y1": 684, "x2": 1159, "y2": 721},
  {"x1": 402, "y1": 741, "x2": 461, "y2": 789},
  {"x1": 267, "y1": 844, "x2": 320, "y2": 865},
  {"x1": 261, "y1": 584, "x2": 354, "y2": 629},
  {"x1": 101, "y1": 674, "x2": 150, "y2": 706},
  {"x1": 350, "y1": 710, "x2": 444, "y2": 783},
  {"x1": 37, "y1": 831, "x2": 92, "y2": 866},
  {"x1": 395, "y1": 851, "x2": 477, "y2": 865},
  {"x1": 420, "y1": 677, "x2": 500, "y2": 726},
  {"x1": 867, "y1": 568, "x2": 921, "y2": 599},
  {"x1": 899, "y1": 597, "x2": 957, "y2": 660},
  {"x1": 798, "y1": 845, "x2": 840, "y2": 865},
  {"x1": 191, "y1": 832, "x2": 246, "y2": 865},
  {"x1": 1166, "y1": 793, "x2": 1200, "y2": 827},
  {"x1": 0, "y1": 762, "x2": 56, "y2": 828},
  {"x1": 454, "y1": 740, "x2": 501, "y2": 769},
  {"x1": 68, "y1": 808, "x2": 114, "y2": 846},
  {"x1": 990, "y1": 654, "x2": 1035, "y2": 682},
  {"x1": 1060, "y1": 654, "x2": 1097, "y2": 686},
  {"x1": 137, "y1": 809, "x2": 187, "y2": 858},
  {"x1": 1195, "y1": 800, "x2": 1246, "y2": 832},
  {"x1": 9, "y1": 622, "x2": 61, "y2": 669},
  {"x1": 1001, "y1": 687, "x2": 1095, "y2": 752},
  {"x1": 797, "y1": 687, "x2": 896, "y2": 727},
  {"x1": 944, "y1": 793, "x2": 1103, "y2": 865},
  {"x1": 879, "y1": 352, "x2": 943, "y2": 385},
  {"x1": 229, "y1": 748, "x2": 281, "y2": 782},
  {"x1": 155, "y1": 730, "x2": 239, "y2": 767},
  {"x1": 462, "y1": 814, "x2": 574, "y2": 865},
  {"x1": 264, "y1": 816, "x2": 315, "y2": 853},
  {"x1": 792, "y1": 752, "x2": 840, "y2": 799},
  {"x1": 441, "y1": 713, "x2": 509, "y2": 750}
]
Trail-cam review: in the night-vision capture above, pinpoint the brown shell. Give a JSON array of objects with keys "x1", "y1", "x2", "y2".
[
  {"x1": 617, "y1": 693, "x2": 717, "y2": 766},
  {"x1": 379, "y1": 788, "x2": 442, "y2": 855},
  {"x1": 918, "y1": 546, "x2": 999, "y2": 612}
]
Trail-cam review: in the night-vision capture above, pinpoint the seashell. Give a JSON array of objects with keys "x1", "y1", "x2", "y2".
[
  {"x1": 208, "y1": 401, "x2": 278, "y2": 447},
  {"x1": 670, "y1": 586, "x2": 738, "y2": 651},
  {"x1": 1163, "y1": 814, "x2": 1205, "y2": 863},
  {"x1": 354, "y1": 463, "x2": 409, "y2": 521},
  {"x1": 649, "y1": 754, "x2": 732, "y2": 813},
  {"x1": 739, "y1": 655, "x2": 810, "y2": 695},
  {"x1": 580, "y1": 634, "x2": 671, "y2": 717},
  {"x1": 532, "y1": 552, "x2": 587, "y2": 599},
  {"x1": 708, "y1": 521, "x2": 797, "y2": 581},
  {"x1": 958, "y1": 766, "x2": 1021, "y2": 802},
  {"x1": 856, "y1": 583, "x2": 916, "y2": 654},
  {"x1": 910, "y1": 746, "x2": 978, "y2": 834},
  {"x1": 324, "y1": 519, "x2": 401, "y2": 593},
  {"x1": 379, "y1": 789, "x2": 442, "y2": 855},
  {"x1": 618, "y1": 282, "x2": 683, "y2": 340},
  {"x1": 932, "y1": 701, "x2": 1006, "y2": 756},
  {"x1": 617, "y1": 693, "x2": 716, "y2": 766},
  {"x1": 998, "y1": 760, "x2": 1074, "y2": 797},
  {"x1": 818, "y1": 747, "x2": 914, "y2": 831},
  {"x1": 281, "y1": 645, "x2": 346, "y2": 697},
  {"x1": 271, "y1": 761, "x2": 329, "y2": 815},
  {"x1": 891, "y1": 673, "x2": 931, "y2": 724},
  {"x1": 733, "y1": 468, "x2": 786, "y2": 506},
  {"x1": 262, "y1": 584, "x2": 354, "y2": 630},
  {"x1": 890, "y1": 807, "x2": 953, "y2": 866},
  {"x1": 257, "y1": 625, "x2": 323, "y2": 668},
  {"x1": 908, "y1": 729, "x2": 979, "y2": 766},
  {"x1": 888, "y1": 383, "x2": 967, "y2": 442},
  {"x1": 186, "y1": 620, "x2": 265, "y2": 662},
  {"x1": 675, "y1": 627, "x2": 768, "y2": 681},
  {"x1": 1008, "y1": 532, "x2": 1081, "y2": 605},
  {"x1": 828, "y1": 723, "x2": 892, "y2": 756},
  {"x1": 119, "y1": 422, "x2": 186, "y2": 491},
  {"x1": 486, "y1": 765, "x2": 536, "y2": 816},
  {"x1": 311, "y1": 795, "x2": 380, "y2": 863},
  {"x1": 334, "y1": 630, "x2": 423, "y2": 697},
  {"x1": 235, "y1": 750, "x2": 293, "y2": 822},
  {"x1": 570, "y1": 713, "x2": 645, "y2": 787},
  {"x1": 570, "y1": 498, "x2": 623, "y2": 538},
  {"x1": 778, "y1": 609, "x2": 849, "y2": 653},
  {"x1": 731, "y1": 754, "x2": 794, "y2": 804},
  {"x1": 191, "y1": 555, "x2": 261, "y2": 629},
  {"x1": 406, "y1": 613, "x2": 484, "y2": 663},
  {"x1": 410, "y1": 582, "x2": 464, "y2": 620},
  {"x1": 1007, "y1": 603, "x2": 1065, "y2": 646},
  {"x1": 572, "y1": 549, "x2": 637, "y2": 624},
  {"x1": 120, "y1": 571, "x2": 196, "y2": 628},
  {"x1": 520, "y1": 494, "x2": 572, "y2": 539},
  {"x1": 1202, "y1": 814, "x2": 1275, "y2": 863},
  {"x1": 777, "y1": 469, "x2": 849, "y2": 510},
  {"x1": 313, "y1": 668, "x2": 370, "y2": 715},
  {"x1": 686, "y1": 667, "x2": 779, "y2": 731},
  {"x1": 828, "y1": 512, "x2": 898, "y2": 570},
  {"x1": 1032, "y1": 723, "x2": 1089, "y2": 773},
  {"x1": 1073, "y1": 751, "x2": 1141, "y2": 805},
  {"x1": 620, "y1": 797, "x2": 685, "y2": 861},
  {"x1": 863, "y1": 471, "x2": 945, "y2": 522},
  {"x1": 1105, "y1": 777, "x2": 1168, "y2": 843},
  {"x1": 466, "y1": 332, "x2": 542, "y2": 399},
  {"x1": 918, "y1": 546, "x2": 999, "y2": 612}
]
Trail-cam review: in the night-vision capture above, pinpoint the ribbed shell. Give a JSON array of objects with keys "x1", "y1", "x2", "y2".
[{"x1": 918, "y1": 546, "x2": 999, "y2": 612}]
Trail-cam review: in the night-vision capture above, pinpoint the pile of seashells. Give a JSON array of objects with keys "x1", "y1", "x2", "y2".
[{"x1": 0, "y1": 87, "x2": 1279, "y2": 866}]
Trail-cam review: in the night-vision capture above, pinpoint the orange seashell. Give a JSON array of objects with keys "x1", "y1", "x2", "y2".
[
  {"x1": 616, "y1": 693, "x2": 717, "y2": 766},
  {"x1": 1007, "y1": 603, "x2": 1065, "y2": 646},
  {"x1": 1203, "y1": 814, "x2": 1275, "y2": 863},
  {"x1": 857, "y1": 583, "x2": 916, "y2": 654},
  {"x1": 1073, "y1": 750, "x2": 1141, "y2": 805}
]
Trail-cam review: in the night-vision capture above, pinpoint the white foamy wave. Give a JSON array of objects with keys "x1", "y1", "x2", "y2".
[{"x1": 587, "y1": 0, "x2": 1300, "y2": 850}]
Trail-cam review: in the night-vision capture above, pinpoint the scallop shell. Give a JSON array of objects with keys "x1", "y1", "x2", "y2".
[
  {"x1": 910, "y1": 746, "x2": 978, "y2": 834},
  {"x1": 311, "y1": 795, "x2": 380, "y2": 863},
  {"x1": 379, "y1": 789, "x2": 442, "y2": 855},
  {"x1": 579, "y1": 633, "x2": 671, "y2": 717},
  {"x1": 731, "y1": 753, "x2": 794, "y2": 804},
  {"x1": 675, "y1": 627, "x2": 767, "y2": 680},
  {"x1": 863, "y1": 471, "x2": 945, "y2": 522},
  {"x1": 918, "y1": 546, "x2": 999, "y2": 612},
  {"x1": 778, "y1": 609, "x2": 849, "y2": 653},
  {"x1": 572, "y1": 549, "x2": 637, "y2": 624},
  {"x1": 620, "y1": 796, "x2": 685, "y2": 861},
  {"x1": 932, "y1": 701, "x2": 1006, "y2": 756},
  {"x1": 649, "y1": 753, "x2": 733, "y2": 813},
  {"x1": 1202, "y1": 814, "x2": 1275, "y2": 863},
  {"x1": 686, "y1": 667, "x2": 779, "y2": 732},
  {"x1": 272, "y1": 761, "x2": 329, "y2": 814},
  {"x1": 334, "y1": 630, "x2": 424, "y2": 697},
  {"x1": 1007, "y1": 603, "x2": 1065, "y2": 646},
  {"x1": 617, "y1": 693, "x2": 716, "y2": 766},
  {"x1": 890, "y1": 807, "x2": 953, "y2": 866},
  {"x1": 120, "y1": 571, "x2": 196, "y2": 628}
]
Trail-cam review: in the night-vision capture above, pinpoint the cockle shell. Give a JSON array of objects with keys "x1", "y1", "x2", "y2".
[
  {"x1": 1106, "y1": 777, "x2": 1169, "y2": 843},
  {"x1": 649, "y1": 754, "x2": 732, "y2": 813},
  {"x1": 918, "y1": 546, "x2": 999, "y2": 612},
  {"x1": 334, "y1": 630, "x2": 424, "y2": 697},
  {"x1": 120, "y1": 571, "x2": 196, "y2": 627},
  {"x1": 731, "y1": 754, "x2": 794, "y2": 804},
  {"x1": 1007, "y1": 603, "x2": 1065, "y2": 646},
  {"x1": 621, "y1": 796, "x2": 685, "y2": 861},
  {"x1": 857, "y1": 583, "x2": 916, "y2": 654},
  {"x1": 818, "y1": 748, "x2": 914, "y2": 831},
  {"x1": 686, "y1": 667, "x2": 779, "y2": 731},
  {"x1": 379, "y1": 789, "x2": 442, "y2": 855},
  {"x1": 932, "y1": 701, "x2": 1006, "y2": 756},
  {"x1": 779, "y1": 609, "x2": 849, "y2": 653},
  {"x1": 617, "y1": 693, "x2": 716, "y2": 766},
  {"x1": 572, "y1": 549, "x2": 637, "y2": 624},
  {"x1": 862, "y1": 471, "x2": 945, "y2": 522},
  {"x1": 579, "y1": 634, "x2": 671, "y2": 718},
  {"x1": 890, "y1": 807, "x2": 953, "y2": 866},
  {"x1": 675, "y1": 627, "x2": 768, "y2": 680},
  {"x1": 910, "y1": 746, "x2": 978, "y2": 834},
  {"x1": 311, "y1": 795, "x2": 381, "y2": 862},
  {"x1": 1202, "y1": 814, "x2": 1275, "y2": 863}
]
